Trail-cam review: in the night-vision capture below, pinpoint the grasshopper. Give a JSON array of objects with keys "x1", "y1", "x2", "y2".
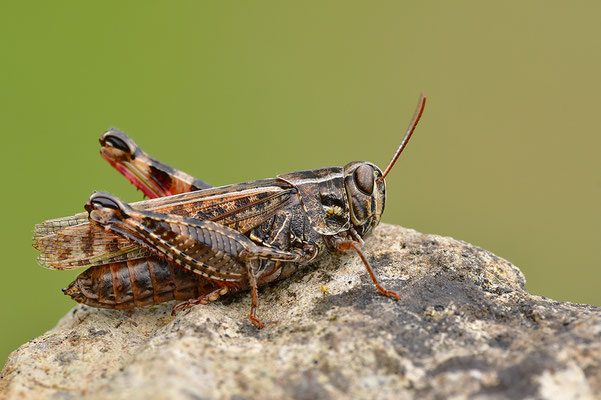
[{"x1": 34, "y1": 94, "x2": 426, "y2": 328}]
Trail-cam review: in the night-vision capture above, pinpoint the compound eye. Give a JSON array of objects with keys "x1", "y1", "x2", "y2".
[
  {"x1": 104, "y1": 135, "x2": 131, "y2": 153},
  {"x1": 353, "y1": 164, "x2": 374, "y2": 195}
]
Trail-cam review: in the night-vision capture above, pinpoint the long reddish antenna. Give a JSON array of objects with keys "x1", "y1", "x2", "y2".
[{"x1": 380, "y1": 93, "x2": 426, "y2": 180}]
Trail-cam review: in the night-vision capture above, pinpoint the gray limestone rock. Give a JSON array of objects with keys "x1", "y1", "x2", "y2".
[{"x1": 1, "y1": 224, "x2": 600, "y2": 399}]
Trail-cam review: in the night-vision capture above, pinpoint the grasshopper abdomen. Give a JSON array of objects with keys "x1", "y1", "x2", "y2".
[{"x1": 63, "y1": 257, "x2": 215, "y2": 309}]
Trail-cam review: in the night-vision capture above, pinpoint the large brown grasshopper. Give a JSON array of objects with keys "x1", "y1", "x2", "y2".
[{"x1": 34, "y1": 94, "x2": 426, "y2": 328}]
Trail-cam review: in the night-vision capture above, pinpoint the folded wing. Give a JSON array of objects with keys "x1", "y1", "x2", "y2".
[{"x1": 34, "y1": 179, "x2": 296, "y2": 270}]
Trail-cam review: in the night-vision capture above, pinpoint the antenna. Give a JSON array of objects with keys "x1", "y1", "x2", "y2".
[{"x1": 380, "y1": 93, "x2": 426, "y2": 180}]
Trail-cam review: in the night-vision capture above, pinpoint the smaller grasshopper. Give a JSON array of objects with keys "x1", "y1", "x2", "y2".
[{"x1": 35, "y1": 94, "x2": 426, "y2": 328}]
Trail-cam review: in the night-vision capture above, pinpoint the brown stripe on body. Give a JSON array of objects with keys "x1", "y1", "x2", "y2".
[
  {"x1": 149, "y1": 257, "x2": 175, "y2": 303},
  {"x1": 128, "y1": 258, "x2": 155, "y2": 306},
  {"x1": 96, "y1": 264, "x2": 116, "y2": 306},
  {"x1": 172, "y1": 262, "x2": 200, "y2": 299},
  {"x1": 110, "y1": 262, "x2": 132, "y2": 304}
]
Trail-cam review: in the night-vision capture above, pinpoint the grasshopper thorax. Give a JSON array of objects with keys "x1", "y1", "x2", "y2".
[{"x1": 343, "y1": 161, "x2": 385, "y2": 237}]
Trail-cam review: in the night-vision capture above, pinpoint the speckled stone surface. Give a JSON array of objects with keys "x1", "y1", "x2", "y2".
[{"x1": 1, "y1": 224, "x2": 600, "y2": 400}]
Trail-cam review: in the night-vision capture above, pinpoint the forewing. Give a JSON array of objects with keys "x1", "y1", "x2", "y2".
[
  {"x1": 34, "y1": 219, "x2": 151, "y2": 270},
  {"x1": 34, "y1": 179, "x2": 296, "y2": 270}
]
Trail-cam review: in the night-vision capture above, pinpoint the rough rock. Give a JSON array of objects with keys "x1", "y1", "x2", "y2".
[{"x1": 1, "y1": 224, "x2": 600, "y2": 400}]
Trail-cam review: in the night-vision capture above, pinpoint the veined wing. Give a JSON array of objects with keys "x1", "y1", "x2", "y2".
[
  {"x1": 34, "y1": 212, "x2": 88, "y2": 236},
  {"x1": 34, "y1": 179, "x2": 296, "y2": 270},
  {"x1": 34, "y1": 218, "x2": 152, "y2": 270}
]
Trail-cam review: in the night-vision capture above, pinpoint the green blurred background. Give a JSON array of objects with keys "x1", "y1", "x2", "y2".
[{"x1": 1, "y1": 2, "x2": 600, "y2": 364}]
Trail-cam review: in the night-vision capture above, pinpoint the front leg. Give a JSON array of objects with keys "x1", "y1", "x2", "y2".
[{"x1": 330, "y1": 234, "x2": 400, "y2": 301}]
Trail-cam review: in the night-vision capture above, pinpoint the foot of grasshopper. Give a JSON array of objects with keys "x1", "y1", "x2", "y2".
[
  {"x1": 331, "y1": 238, "x2": 401, "y2": 301},
  {"x1": 249, "y1": 306, "x2": 265, "y2": 329}
]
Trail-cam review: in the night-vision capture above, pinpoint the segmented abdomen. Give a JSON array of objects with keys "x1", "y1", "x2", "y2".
[{"x1": 63, "y1": 256, "x2": 215, "y2": 309}]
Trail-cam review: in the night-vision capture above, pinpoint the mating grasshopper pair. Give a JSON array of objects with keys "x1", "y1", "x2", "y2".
[{"x1": 33, "y1": 94, "x2": 426, "y2": 328}]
